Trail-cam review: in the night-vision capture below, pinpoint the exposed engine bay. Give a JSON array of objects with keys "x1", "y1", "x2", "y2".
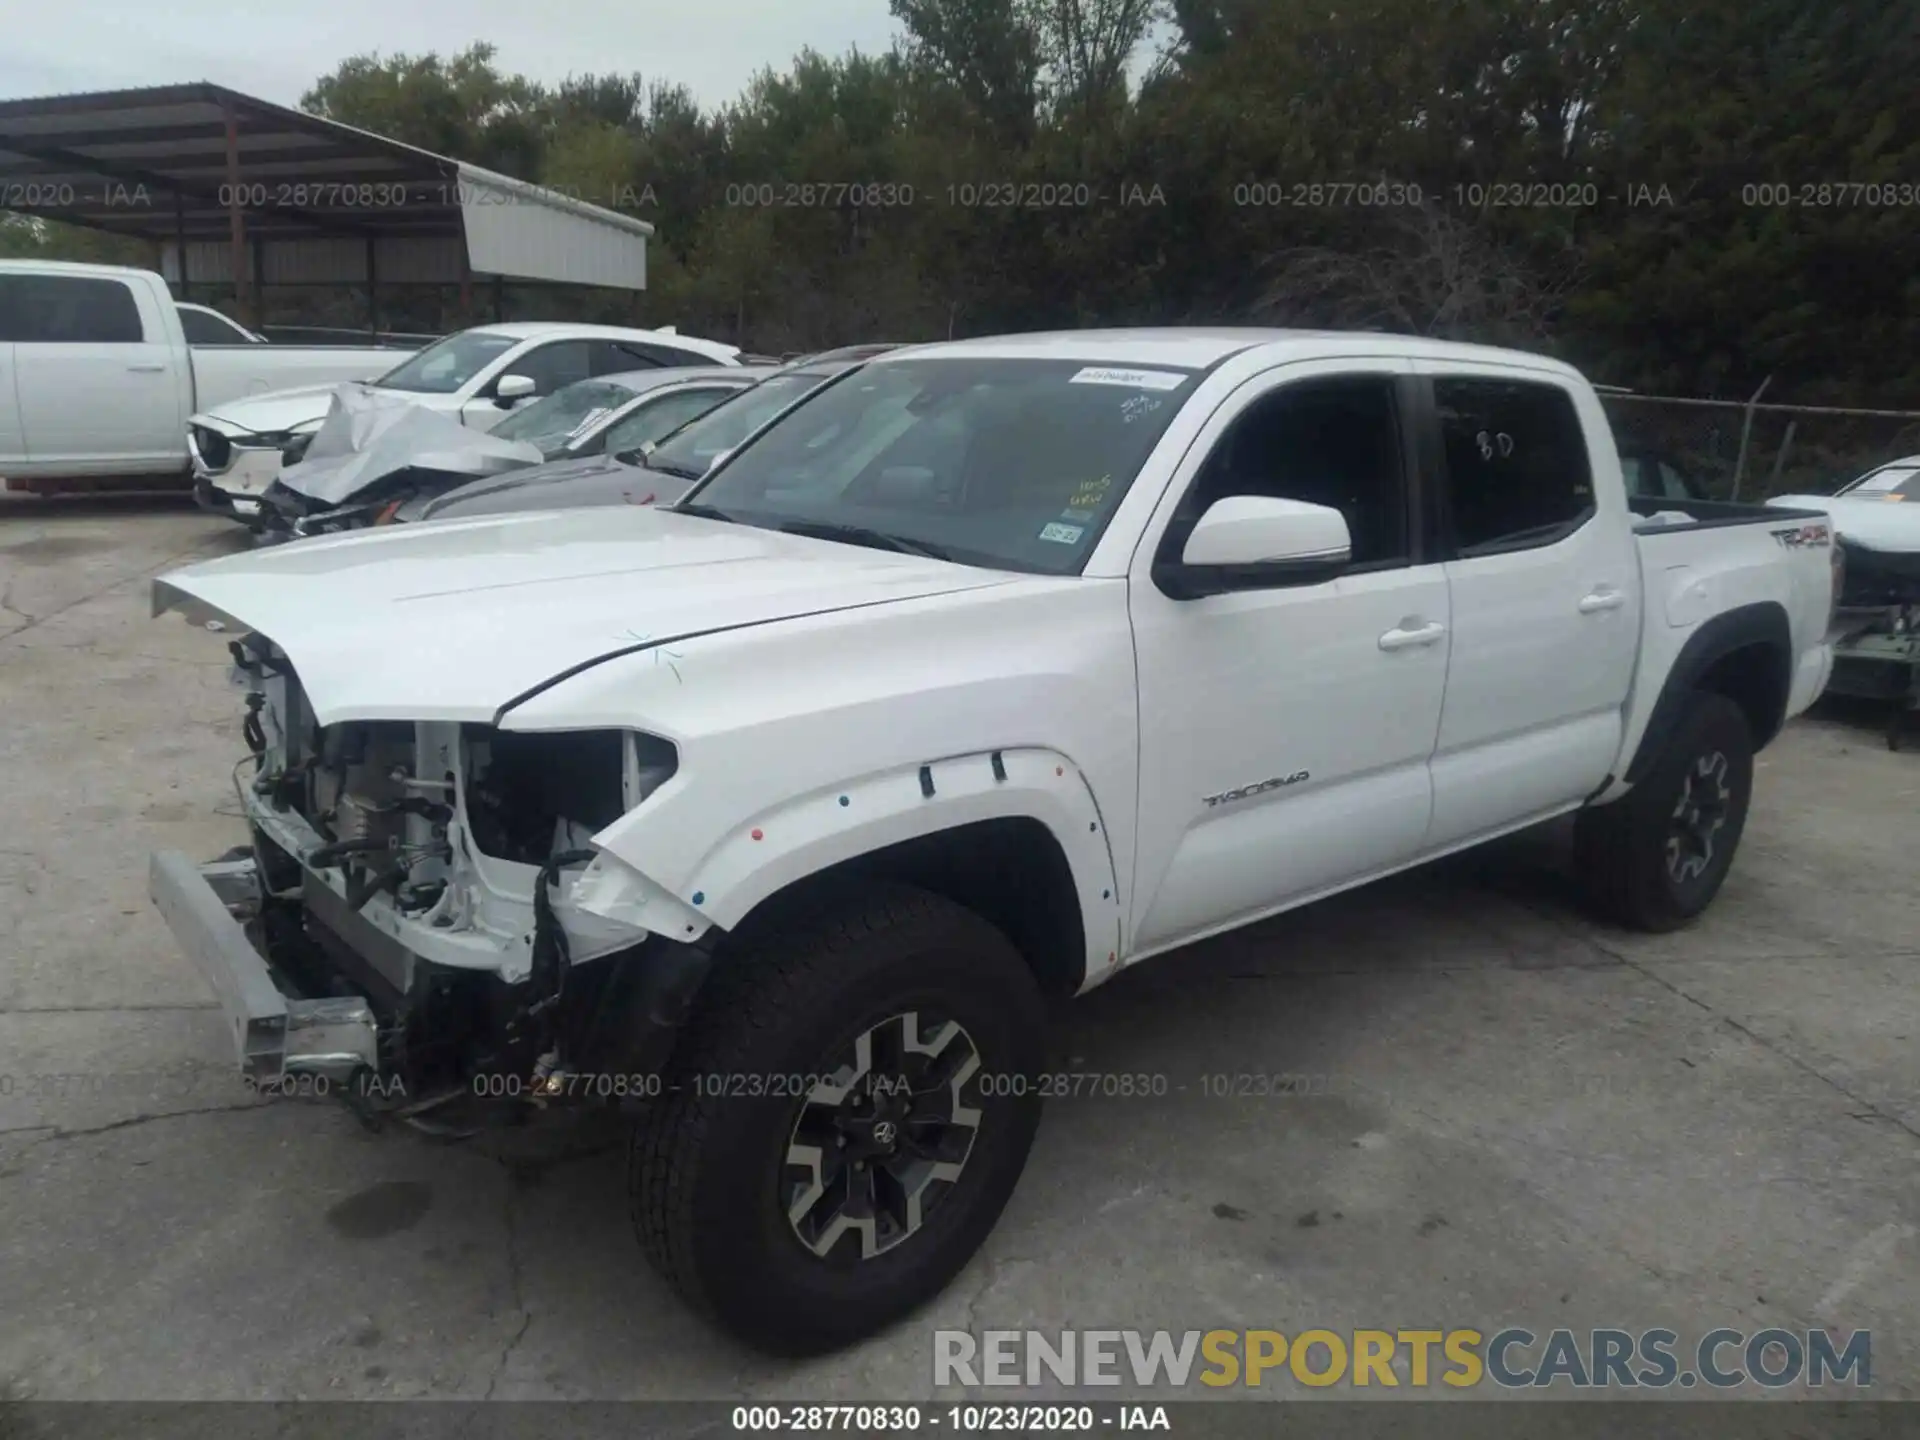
[{"x1": 222, "y1": 630, "x2": 700, "y2": 1123}]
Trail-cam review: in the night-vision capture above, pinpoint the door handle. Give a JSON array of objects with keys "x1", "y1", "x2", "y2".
[
  {"x1": 126, "y1": 363, "x2": 166, "y2": 373},
  {"x1": 1578, "y1": 588, "x2": 1626, "y2": 614},
  {"x1": 1379, "y1": 621, "x2": 1446, "y2": 651}
]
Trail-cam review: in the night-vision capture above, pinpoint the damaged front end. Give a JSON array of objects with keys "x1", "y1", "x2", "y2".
[
  {"x1": 150, "y1": 631, "x2": 713, "y2": 1130},
  {"x1": 256, "y1": 469, "x2": 449, "y2": 542},
  {"x1": 256, "y1": 386, "x2": 544, "y2": 541}
]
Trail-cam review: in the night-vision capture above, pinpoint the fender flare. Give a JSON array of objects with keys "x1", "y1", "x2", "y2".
[
  {"x1": 583, "y1": 746, "x2": 1125, "y2": 993},
  {"x1": 1623, "y1": 601, "x2": 1792, "y2": 784}
]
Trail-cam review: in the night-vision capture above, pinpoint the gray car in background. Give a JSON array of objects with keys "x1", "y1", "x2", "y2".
[
  {"x1": 268, "y1": 366, "x2": 771, "y2": 537},
  {"x1": 415, "y1": 345, "x2": 905, "y2": 523},
  {"x1": 485, "y1": 365, "x2": 770, "y2": 463}
]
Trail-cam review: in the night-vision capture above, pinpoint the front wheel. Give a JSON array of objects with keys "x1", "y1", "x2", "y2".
[
  {"x1": 629, "y1": 882, "x2": 1047, "y2": 1355},
  {"x1": 1576, "y1": 691, "x2": 1755, "y2": 931}
]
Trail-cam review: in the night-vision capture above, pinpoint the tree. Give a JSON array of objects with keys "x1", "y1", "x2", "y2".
[
  {"x1": 1253, "y1": 204, "x2": 1579, "y2": 346},
  {"x1": 301, "y1": 43, "x2": 551, "y2": 178},
  {"x1": 0, "y1": 215, "x2": 149, "y2": 266},
  {"x1": 890, "y1": 0, "x2": 1043, "y2": 146},
  {"x1": 1029, "y1": 0, "x2": 1162, "y2": 129},
  {"x1": 11, "y1": 0, "x2": 1916, "y2": 416}
]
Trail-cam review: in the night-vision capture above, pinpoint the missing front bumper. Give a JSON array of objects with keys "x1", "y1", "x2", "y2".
[{"x1": 149, "y1": 850, "x2": 379, "y2": 1085}]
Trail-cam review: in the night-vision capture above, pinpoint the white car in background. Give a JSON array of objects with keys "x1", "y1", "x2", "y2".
[{"x1": 187, "y1": 322, "x2": 742, "y2": 520}]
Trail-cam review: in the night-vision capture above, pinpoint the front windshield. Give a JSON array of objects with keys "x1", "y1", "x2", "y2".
[
  {"x1": 372, "y1": 330, "x2": 517, "y2": 394},
  {"x1": 1840, "y1": 462, "x2": 1918, "y2": 499},
  {"x1": 492, "y1": 379, "x2": 637, "y2": 458},
  {"x1": 644, "y1": 372, "x2": 827, "y2": 478},
  {"x1": 678, "y1": 357, "x2": 1199, "y2": 574}
]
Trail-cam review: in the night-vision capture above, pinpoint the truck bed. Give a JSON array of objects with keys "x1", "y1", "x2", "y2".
[{"x1": 1628, "y1": 495, "x2": 1829, "y2": 533}]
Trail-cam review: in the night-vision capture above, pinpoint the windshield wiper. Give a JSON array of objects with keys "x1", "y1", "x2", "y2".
[
  {"x1": 645, "y1": 456, "x2": 707, "y2": 479},
  {"x1": 673, "y1": 502, "x2": 740, "y2": 524},
  {"x1": 777, "y1": 520, "x2": 952, "y2": 560}
]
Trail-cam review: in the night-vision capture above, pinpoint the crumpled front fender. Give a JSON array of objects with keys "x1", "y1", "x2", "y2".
[{"x1": 583, "y1": 747, "x2": 1126, "y2": 993}]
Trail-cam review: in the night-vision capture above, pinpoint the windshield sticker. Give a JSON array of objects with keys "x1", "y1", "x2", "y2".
[
  {"x1": 1069, "y1": 366, "x2": 1188, "y2": 392},
  {"x1": 1068, "y1": 474, "x2": 1113, "y2": 510},
  {"x1": 1038, "y1": 521, "x2": 1086, "y2": 545}
]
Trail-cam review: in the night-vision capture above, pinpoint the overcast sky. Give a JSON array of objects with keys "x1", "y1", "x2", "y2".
[{"x1": 1, "y1": 0, "x2": 904, "y2": 111}]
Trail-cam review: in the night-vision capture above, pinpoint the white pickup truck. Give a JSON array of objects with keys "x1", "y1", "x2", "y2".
[
  {"x1": 0, "y1": 259, "x2": 415, "y2": 491},
  {"x1": 148, "y1": 329, "x2": 1836, "y2": 1356}
]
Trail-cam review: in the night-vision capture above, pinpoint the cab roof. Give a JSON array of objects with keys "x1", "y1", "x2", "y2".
[{"x1": 875, "y1": 327, "x2": 1582, "y2": 380}]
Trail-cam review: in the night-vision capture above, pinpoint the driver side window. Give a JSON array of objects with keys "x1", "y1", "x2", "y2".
[{"x1": 1167, "y1": 375, "x2": 1411, "y2": 571}]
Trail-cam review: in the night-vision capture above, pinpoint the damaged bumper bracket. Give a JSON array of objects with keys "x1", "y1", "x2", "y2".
[{"x1": 149, "y1": 849, "x2": 379, "y2": 1085}]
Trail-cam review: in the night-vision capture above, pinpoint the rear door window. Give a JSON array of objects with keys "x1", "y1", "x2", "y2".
[
  {"x1": 178, "y1": 306, "x2": 254, "y2": 344},
  {"x1": 590, "y1": 340, "x2": 659, "y2": 374},
  {"x1": 502, "y1": 341, "x2": 593, "y2": 397},
  {"x1": 1434, "y1": 377, "x2": 1595, "y2": 553}
]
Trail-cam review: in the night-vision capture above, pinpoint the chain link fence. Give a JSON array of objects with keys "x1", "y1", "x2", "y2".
[{"x1": 1598, "y1": 386, "x2": 1920, "y2": 502}]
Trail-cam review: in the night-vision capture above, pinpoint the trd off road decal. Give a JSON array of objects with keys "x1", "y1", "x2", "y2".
[{"x1": 1770, "y1": 522, "x2": 1832, "y2": 549}]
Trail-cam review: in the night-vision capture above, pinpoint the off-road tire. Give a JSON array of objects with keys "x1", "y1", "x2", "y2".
[
  {"x1": 629, "y1": 880, "x2": 1047, "y2": 1355},
  {"x1": 1576, "y1": 691, "x2": 1754, "y2": 932}
]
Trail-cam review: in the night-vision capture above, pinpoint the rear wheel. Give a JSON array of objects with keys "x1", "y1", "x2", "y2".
[
  {"x1": 629, "y1": 881, "x2": 1046, "y2": 1355},
  {"x1": 1576, "y1": 691, "x2": 1754, "y2": 931}
]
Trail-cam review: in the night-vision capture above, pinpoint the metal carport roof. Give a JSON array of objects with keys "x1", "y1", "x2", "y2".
[{"x1": 0, "y1": 83, "x2": 652, "y2": 303}]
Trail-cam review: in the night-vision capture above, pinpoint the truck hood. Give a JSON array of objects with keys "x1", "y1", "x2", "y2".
[
  {"x1": 192, "y1": 381, "x2": 379, "y2": 438},
  {"x1": 153, "y1": 506, "x2": 1014, "y2": 726}
]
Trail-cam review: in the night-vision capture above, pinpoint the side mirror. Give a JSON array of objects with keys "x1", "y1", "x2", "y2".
[
  {"x1": 494, "y1": 373, "x2": 536, "y2": 406},
  {"x1": 1155, "y1": 496, "x2": 1351, "y2": 599}
]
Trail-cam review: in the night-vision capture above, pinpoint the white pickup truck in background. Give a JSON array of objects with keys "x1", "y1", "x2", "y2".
[
  {"x1": 187, "y1": 321, "x2": 745, "y2": 522},
  {"x1": 0, "y1": 259, "x2": 418, "y2": 491},
  {"x1": 150, "y1": 329, "x2": 1836, "y2": 1356}
]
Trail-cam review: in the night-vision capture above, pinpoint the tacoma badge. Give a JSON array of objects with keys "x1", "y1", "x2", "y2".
[{"x1": 1203, "y1": 771, "x2": 1310, "y2": 807}]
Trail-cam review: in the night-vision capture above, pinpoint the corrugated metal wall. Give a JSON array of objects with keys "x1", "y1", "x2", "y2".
[
  {"x1": 457, "y1": 167, "x2": 648, "y2": 291},
  {"x1": 156, "y1": 169, "x2": 648, "y2": 292}
]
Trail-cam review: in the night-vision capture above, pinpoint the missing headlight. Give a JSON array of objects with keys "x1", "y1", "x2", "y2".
[{"x1": 462, "y1": 729, "x2": 676, "y2": 865}]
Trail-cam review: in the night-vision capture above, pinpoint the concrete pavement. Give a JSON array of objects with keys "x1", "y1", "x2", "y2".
[{"x1": 1, "y1": 495, "x2": 1915, "y2": 1402}]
